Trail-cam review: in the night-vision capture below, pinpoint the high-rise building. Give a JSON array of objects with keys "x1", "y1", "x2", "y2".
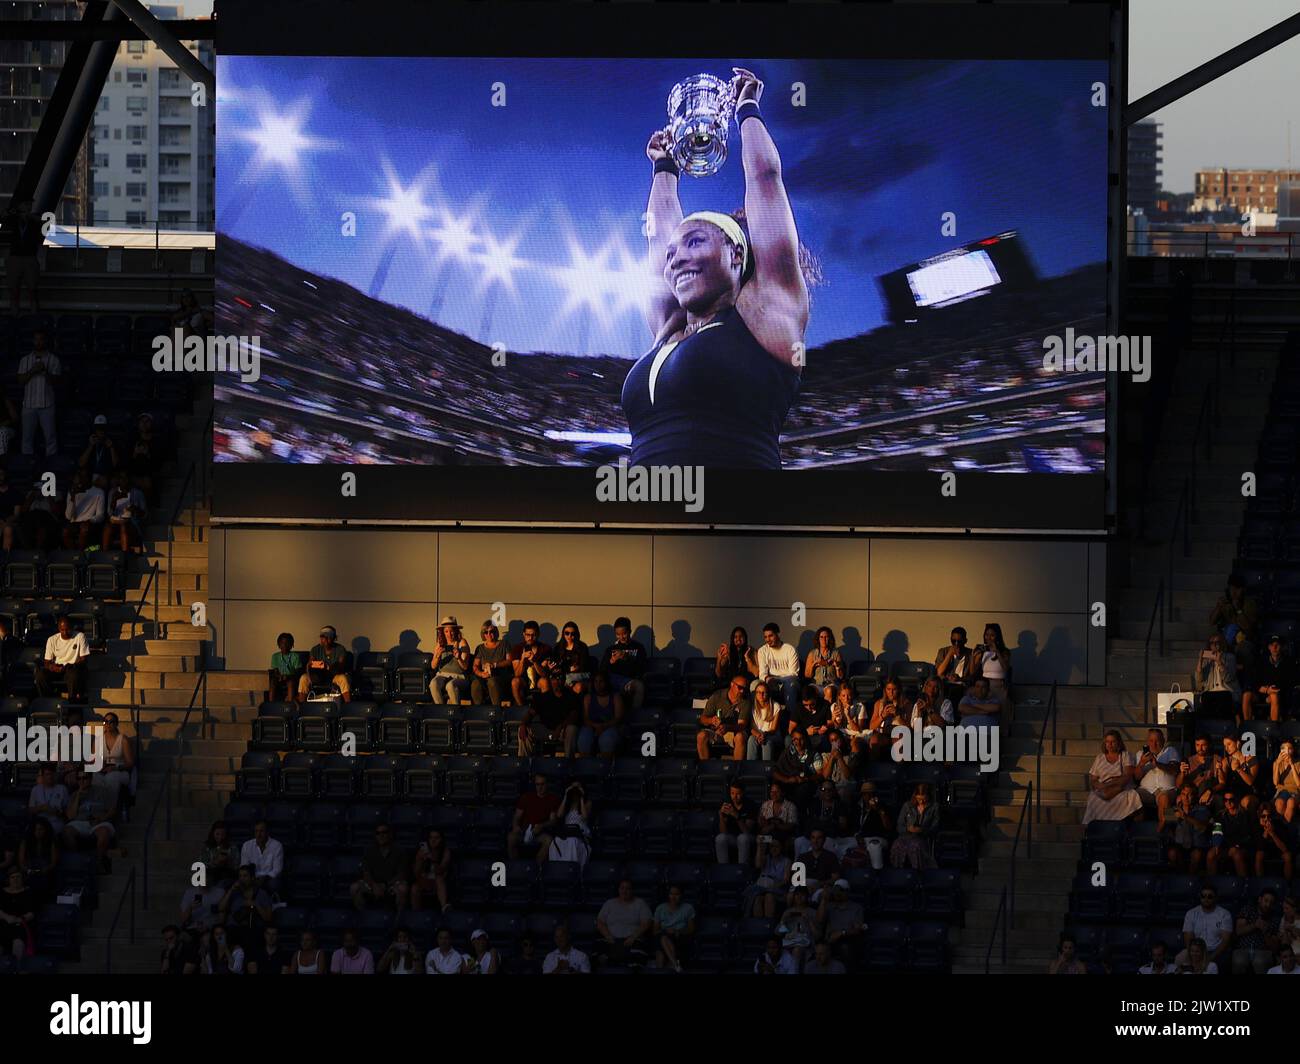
[
  {"x1": 1193, "y1": 168, "x2": 1300, "y2": 216},
  {"x1": 1126, "y1": 119, "x2": 1162, "y2": 217}
]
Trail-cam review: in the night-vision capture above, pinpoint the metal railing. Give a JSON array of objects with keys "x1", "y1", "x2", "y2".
[
  {"x1": 1126, "y1": 229, "x2": 1298, "y2": 260},
  {"x1": 126, "y1": 561, "x2": 160, "y2": 736},
  {"x1": 1143, "y1": 580, "x2": 1166, "y2": 725},
  {"x1": 1035, "y1": 680, "x2": 1059, "y2": 824},
  {"x1": 983, "y1": 781, "x2": 1032, "y2": 974},
  {"x1": 103, "y1": 866, "x2": 137, "y2": 974},
  {"x1": 985, "y1": 886, "x2": 1008, "y2": 975}
]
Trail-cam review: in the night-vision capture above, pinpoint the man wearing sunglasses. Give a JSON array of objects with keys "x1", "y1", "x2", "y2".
[
  {"x1": 470, "y1": 620, "x2": 512, "y2": 706},
  {"x1": 934, "y1": 627, "x2": 976, "y2": 705}
]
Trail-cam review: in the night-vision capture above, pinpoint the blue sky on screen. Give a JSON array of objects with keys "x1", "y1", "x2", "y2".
[{"x1": 217, "y1": 56, "x2": 1108, "y2": 359}]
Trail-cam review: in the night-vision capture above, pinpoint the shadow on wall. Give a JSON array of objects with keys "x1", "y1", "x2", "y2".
[
  {"x1": 877, "y1": 629, "x2": 911, "y2": 665},
  {"x1": 1013, "y1": 626, "x2": 1085, "y2": 684}
]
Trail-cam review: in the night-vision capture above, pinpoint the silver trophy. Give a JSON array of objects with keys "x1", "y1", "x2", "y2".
[{"x1": 666, "y1": 73, "x2": 736, "y2": 177}]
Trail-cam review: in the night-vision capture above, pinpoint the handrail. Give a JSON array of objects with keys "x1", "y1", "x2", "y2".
[
  {"x1": 126, "y1": 561, "x2": 160, "y2": 736},
  {"x1": 1035, "y1": 680, "x2": 1059, "y2": 823},
  {"x1": 165, "y1": 460, "x2": 197, "y2": 604},
  {"x1": 984, "y1": 886, "x2": 1008, "y2": 975},
  {"x1": 1008, "y1": 781, "x2": 1033, "y2": 927},
  {"x1": 142, "y1": 668, "x2": 207, "y2": 910},
  {"x1": 1142, "y1": 580, "x2": 1166, "y2": 725},
  {"x1": 103, "y1": 866, "x2": 137, "y2": 974}
]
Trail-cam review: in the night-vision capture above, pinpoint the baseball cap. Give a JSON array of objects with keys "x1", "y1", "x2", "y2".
[
  {"x1": 319, "y1": 625, "x2": 336, "y2": 638},
  {"x1": 833, "y1": 878, "x2": 850, "y2": 891},
  {"x1": 470, "y1": 929, "x2": 487, "y2": 942},
  {"x1": 93, "y1": 415, "x2": 107, "y2": 426}
]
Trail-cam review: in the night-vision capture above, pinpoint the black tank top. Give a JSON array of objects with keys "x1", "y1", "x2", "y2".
[{"x1": 620, "y1": 305, "x2": 799, "y2": 469}]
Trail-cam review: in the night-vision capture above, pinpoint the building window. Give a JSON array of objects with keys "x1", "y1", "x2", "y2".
[
  {"x1": 113, "y1": 129, "x2": 121, "y2": 140},
  {"x1": 93, "y1": 182, "x2": 109, "y2": 197},
  {"x1": 113, "y1": 71, "x2": 121, "y2": 82},
  {"x1": 126, "y1": 95, "x2": 147, "y2": 112},
  {"x1": 126, "y1": 125, "x2": 147, "y2": 141},
  {"x1": 126, "y1": 153, "x2": 147, "y2": 169},
  {"x1": 93, "y1": 153, "x2": 109, "y2": 168},
  {"x1": 98, "y1": 97, "x2": 109, "y2": 112},
  {"x1": 126, "y1": 210, "x2": 147, "y2": 224},
  {"x1": 127, "y1": 70, "x2": 147, "y2": 84},
  {"x1": 126, "y1": 182, "x2": 147, "y2": 197},
  {"x1": 127, "y1": 40, "x2": 146, "y2": 54}
]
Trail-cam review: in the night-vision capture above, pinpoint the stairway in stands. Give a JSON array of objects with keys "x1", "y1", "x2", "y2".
[{"x1": 952, "y1": 276, "x2": 1288, "y2": 973}]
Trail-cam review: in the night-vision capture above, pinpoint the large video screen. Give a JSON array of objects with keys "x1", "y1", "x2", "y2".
[{"x1": 213, "y1": 2, "x2": 1114, "y2": 529}]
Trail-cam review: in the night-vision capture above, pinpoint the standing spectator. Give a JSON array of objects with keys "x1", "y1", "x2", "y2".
[
  {"x1": 330, "y1": 928, "x2": 375, "y2": 975},
  {"x1": 246, "y1": 926, "x2": 291, "y2": 976},
  {"x1": 758, "y1": 622, "x2": 802, "y2": 716},
  {"x1": 543, "y1": 924, "x2": 590, "y2": 975},
  {"x1": 1178, "y1": 884, "x2": 1233, "y2": 971},
  {"x1": 98, "y1": 710, "x2": 134, "y2": 802},
  {"x1": 697, "y1": 674, "x2": 750, "y2": 760},
  {"x1": 424, "y1": 927, "x2": 468, "y2": 974},
  {"x1": 350, "y1": 822, "x2": 410, "y2": 913},
  {"x1": 652, "y1": 884, "x2": 696, "y2": 972},
  {"x1": 268, "y1": 633, "x2": 304, "y2": 705},
  {"x1": 1135, "y1": 727, "x2": 1180, "y2": 828},
  {"x1": 287, "y1": 930, "x2": 326, "y2": 975},
  {"x1": 577, "y1": 669, "x2": 624, "y2": 758},
  {"x1": 804, "y1": 627, "x2": 844, "y2": 703},
  {"x1": 239, "y1": 820, "x2": 284, "y2": 894},
  {"x1": 974, "y1": 623, "x2": 1012, "y2": 708},
  {"x1": 1081, "y1": 731, "x2": 1142, "y2": 826},
  {"x1": 411, "y1": 827, "x2": 451, "y2": 913},
  {"x1": 17, "y1": 329, "x2": 59, "y2": 456},
  {"x1": 594, "y1": 878, "x2": 654, "y2": 968},
  {"x1": 516, "y1": 673, "x2": 579, "y2": 759},
  {"x1": 1232, "y1": 887, "x2": 1281, "y2": 975},
  {"x1": 507, "y1": 772, "x2": 562, "y2": 860},
  {"x1": 103, "y1": 473, "x2": 147, "y2": 553},
  {"x1": 62, "y1": 471, "x2": 106, "y2": 550},
  {"x1": 509, "y1": 620, "x2": 551, "y2": 706},
  {"x1": 62, "y1": 770, "x2": 117, "y2": 873},
  {"x1": 199, "y1": 820, "x2": 240, "y2": 887},
  {"x1": 172, "y1": 287, "x2": 211, "y2": 336},
  {"x1": 1192, "y1": 633, "x2": 1240, "y2": 720},
  {"x1": 469, "y1": 620, "x2": 512, "y2": 706},
  {"x1": 759, "y1": 782, "x2": 800, "y2": 845},
  {"x1": 935, "y1": 626, "x2": 977, "y2": 704},
  {"x1": 78, "y1": 416, "x2": 119, "y2": 480},
  {"x1": 715, "y1": 782, "x2": 757, "y2": 865},
  {"x1": 377, "y1": 927, "x2": 422, "y2": 975},
  {"x1": 298, "y1": 625, "x2": 351, "y2": 703},
  {"x1": 891, "y1": 783, "x2": 940, "y2": 870},
  {"x1": 27, "y1": 765, "x2": 68, "y2": 833},
  {"x1": 716, "y1": 625, "x2": 758, "y2": 688},
  {"x1": 1166, "y1": 785, "x2": 1211, "y2": 873},
  {"x1": 126, "y1": 412, "x2": 162, "y2": 504},
  {"x1": 598, "y1": 616, "x2": 648, "y2": 710},
  {"x1": 429, "y1": 615, "x2": 471, "y2": 705},
  {"x1": 754, "y1": 936, "x2": 799, "y2": 975},
  {"x1": 35, "y1": 616, "x2": 89, "y2": 702},
  {"x1": 1244, "y1": 634, "x2": 1293, "y2": 721},
  {"x1": 466, "y1": 929, "x2": 500, "y2": 975},
  {"x1": 3, "y1": 197, "x2": 43, "y2": 313},
  {"x1": 747, "y1": 679, "x2": 783, "y2": 761}
]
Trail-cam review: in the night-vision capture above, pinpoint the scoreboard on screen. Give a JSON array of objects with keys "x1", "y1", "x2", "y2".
[{"x1": 878, "y1": 231, "x2": 1038, "y2": 325}]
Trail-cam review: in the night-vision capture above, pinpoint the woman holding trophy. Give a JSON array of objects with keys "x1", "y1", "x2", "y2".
[{"x1": 622, "y1": 67, "x2": 816, "y2": 470}]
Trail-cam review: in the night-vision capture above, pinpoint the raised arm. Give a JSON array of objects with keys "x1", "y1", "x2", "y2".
[{"x1": 644, "y1": 129, "x2": 685, "y2": 339}]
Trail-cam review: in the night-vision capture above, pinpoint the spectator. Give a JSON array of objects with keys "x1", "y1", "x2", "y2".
[
  {"x1": 424, "y1": 927, "x2": 468, "y2": 974},
  {"x1": 102, "y1": 470, "x2": 147, "y2": 552},
  {"x1": 35, "y1": 615, "x2": 89, "y2": 702},
  {"x1": 3, "y1": 197, "x2": 43, "y2": 313},
  {"x1": 410, "y1": 827, "x2": 451, "y2": 912},
  {"x1": 199, "y1": 820, "x2": 240, "y2": 888},
  {"x1": 598, "y1": 616, "x2": 647, "y2": 710},
  {"x1": 1255, "y1": 806, "x2": 1293, "y2": 879},
  {"x1": 351, "y1": 822, "x2": 410, "y2": 913},
  {"x1": 831, "y1": 682, "x2": 869, "y2": 749},
  {"x1": 747, "y1": 679, "x2": 783, "y2": 761},
  {"x1": 78, "y1": 415, "x2": 119, "y2": 480},
  {"x1": 14, "y1": 482, "x2": 62, "y2": 551},
  {"x1": 716, "y1": 625, "x2": 758, "y2": 688},
  {"x1": 773, "y1": 728, "x2": 819, "y2": 806},
  {"x1": 957, "y1": 676, "x2": 1002, "y2": 728},
  {"x1": 160, "y1": 924, "x2": 197, "y2": 975},
  {"x1": 804, "y1": 627, "x2": 844, "y2": 702},
  {"x1": 816, "y1": 878, "x2": 865, "y2": 966},
  {"x1": 1192, "y1": 633, "x2": 1239, "y2": 720},
  {"x1": 239, "y1": 820, "x2": 284, "y2": 894},
  {"x1": 652, "y1": 883, "x2": 696, "y2": 972},
  {"x1": 577, "y1": 669, "x2": 623, "y2": 759},
  {"x1": 219, "y1": 864, "x2": 273, "y2": 949},
  {"x1": 1166, "y1": 785, "x2": 1210, "y2": 873},
  {"x1": 757, "y1": 622, "x2": 802, "y2": 715},
  {"x1": 790, "y1": 685, "x2": 833, "y2": 753},
  {"x1": 1048, "y1": 934, "x2": 1087, "y2": 975},
  {"x1": 697, "y1": 674, "x2": 750, "y2": 760},
  {"x1": 758, "y1": 782, "x2": 800, "y2": 845},
  {"x1": 594, "y1": 878, "x2": 654, "y2": 968},
  {"x1": 1178, "y1": 884, "x2": 1233, "y2": 971},
  {"x1": 98, "y1": 710, "x2": 134, "y2": 803},
  {"x1": 804, "y1": 939, "x2": 847, "y2": 975},
  {"x1": 866, "y1": 680, "x2": 905, "y2": 758},
  {"x1": 517, "y1": 673, "x2": 579, "y2": 759},
  {"x1": 935, "y1": 626, "x2": 977, "y2": 704},
  {"x1": 1138, "y1": 941, "x2": 1173, "y2": 975},
  {"x1": 891, "y1": 782, "x2": 940, "y2": 869},
  {"x1": 27, "y1": 765, "x2": 68, "y2": 833},
  {"x1": 202, "y1": 924, "x2": 245, "y2": 975},
  {"x1": 1217, "y1": 734, "x2": 1259, "y2": 813},
  {"x1": 268, "y1": 633, "x2": 304, "y2": 705},
  {"x1": 776, "y1": 885, "x2": 816, "y2": 968},
  {"x1": 469, "y1": 620, "x2": 512, "y2": 706},
  {"x1": 1081, "y1": 730, "x2": 1142, "y2": 826},
  {"x1": 801, "y1": 781, "x2": 853, "y2": 858},
  {"x1": 854, "y1": 781, "x2": 894, "y2": 871},
  {"x1": 287, "y1": 930, "x2": 326, "y2": 975},
  {"x1": 1176, "y1": 937, "x2": 1219, "y2": 975},
  {"x1": 1135, "y1": 727, "x2": 1180, "y2": 828},
  {"x1": 1244, "y1": 634, "x2": 1293, "y2": 721},
  {"x1": 509, "y1": 620, "x2": 551, "y2": 707},
  {"x1": 62, "y1": 770, "x2": 117, "y2": 873},
  {"x1": 507, "y1": 772, "x2": 562, "y2": 861},
  {"x1": 973, "y1": 623, "x2": 1012, "y2": 708},
  {"x1": 752, "y1": 836, "x2": 792, "y2": 919},
  {"x1": 1268, "y1": 944, "x2": 1300, "y2": 975},
  {"x1": 818, "y1": 730, "x2": 857, "y2": 806},
  {"x1": 549, "y1": 621, "x2": 591, "y2": 696},
  {"x1": 0, "y1": 868, "x2": 34, "y2": 961},
  {"x1": 246, "y1": 926, "x2": 290, "y2": 976},
  {"x1": 913, "y1": 676, "x2": 955, "y2": 727},
  {"x1": 1273, "y1": 739, "x2": 1300, "y2": 823},
  {"x1": 466, "y1": 929, "x2": 500, "y2": 975},
  {"x1": 17, "y1": 329, "x2": 58, "y2": 456},
  {"x1": 1176, "y1": 735, "x2": 1220, "y2": 807},
  {"x1": 331, "y1": 928, "x2": 375, "y2": 974},
  {"x1": 1232, "y1": 887, "x2": 1281, "y2": 975},
  {"x1": 178, "y1": 880, "x2": 221, "y2": 935},
  {"x1": 1209, "y1": 574, "x2": 1259, "y2": 668},
  {"x1": 429, "y1": 615, "x2": 471, "y2": 704},
  {"x1": 543, "y1": 923, "x2": 590, "y2": 975},
  {"x1": 716, "y1": 782, "x2": 757, "y2": 865},
  {"x1": 126, "y1": 412, "x2": 163, "y2": 503},
  {"x1": 172, "y1": 287, "x2": 211, "y2": 336},
  {"x1": 298, "y1": 625, "x2": 351, "y2": 703},
  {"x1": 506, "y1": 935, "x2": 543, "y2": 976},
  {"x1": 754, "y1": 935, "x2": 798, "y2": 975},
  {"x1": 546, "y1": 781, "x2": 592, "y2": 867},
  {"x1": 1207, "y1": 790, "x2": 1256, "y2": 876},
  {"x1": 17, "y1": 818, "x2": 59, "y2": 901}
]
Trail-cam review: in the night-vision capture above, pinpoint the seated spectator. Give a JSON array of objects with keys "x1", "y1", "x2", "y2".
[
  {"x1": 543, "y1": 923, "x2": 590, "y2": 975},
  {"x1": 508, "y1": 772, "x2": 562, "y2": 860},
  {"x1": 160, "y1": 924, "x2": 198, "y2": 975},
  {"x1": 1217, "y1": 733, "x2": 1259, "y2": 812},
  {"x1": 424, "y1": 927, "x2": 468, "y2": 974},
  {"x1": 776, "y1": 885, "x2": 816, "y2": 968},
  {"x1": 1047, "y1": 934, "x2": 1087, "y2": 975},
  {"x1": 516, "y1": 673, "x2": 579, "y2": 759},
  {"x1": 15, "y1": 482, "x2": 63, "y2": 551},
  {"x1": 429, "y1": 615, "x2": 472, "y2": 704},
  {"x1": 27, "y1": 765, "x2": 68, "y2": 833},
  {"x1": 957, "y1": 677, "x2": 1002, "y2": 728},
  {"x1": 1177, "y1": 884, "x2": 1233, "y2": 971},
  {"x1": 716, "y1": 625, "x2": 758, "y2": 688},
  {"x1": 509, "y1": 620, "x2": 551, "y2": 706},
  {"x1": 546, "y1": 782, "x2": 592, "y2": 868},
  {"x1": 816, "y1": 878, "x2": 865, "y2": 966},
  {"x1": 866, "y1": 680, "x2": 905, "y2": 759},
  {"x1": 1208, "y1": 790, "x2": 1258, "y2": 878},
  {"x1": 1232, "y1": 887, "x2": 1281, "y2": 975},
  {"x1": 1081, "y1": 731, "x2": 1142, "y2": 826},
  {"x1": 935, "y1": 627, "x2": 977, "y2": 705},
  {"x1": 17, "y1": 818, "x2": 59, "y2": 902},
  {"x1": 298, "y1": 625, "x2": 351, "y2": 703},
  {"x1": 697, "y1": 675, "x2": 751, "y2": 761},
  {"x1": 773, "y1": 728, "x2": 820, "y2": 807},
  {"x1": 1281, "y1": 896, "x2": 1300, "y2": 953},
  {"x1": 246, "y1": 925, "x2": 290, "y2": 976},
  {"x1": 1138, "y1": 941, "x2": 1173, "y2": 975},
  {"x1": 287, "y1": 930, "x2": 326, "y2": 975},
  {"x1": 831, "y1": 682, "x2": 868, "y2": 747},
  {"x1": 0, "y1": 868, "x2": 34, "y2": 960},
  {"x1": 219, "y1": 864, "x2": 274, "y2": 950},
  {"x1": 804, "y1": 939, "x2": 847, "y2": 975},
  {"x1": 652, "y1": 883, "x2": 696, "y2": 972},
  {"x1": 790, "y1": 685, "x2": 833, "y2": 753},
  {"x1": 799, "y1": 782, "x2": 852, "y2": 859},
  {"x1": 466, "y1": 929, "x2": 500, "y2": 975},
  {"x1": 1176, "y1": 735, "x2": 1220, "y2": 807},
  {"x1": 1176, "y1": 937, "x2": 1219, "y2": 975},
  {"x1": 62, "y1": 770, "x2": 117, "y2": 873},
  {"x1": 469, "y1": 620, "x2": 511, "y2": 706},
  {"x1": 752, "y1": 837, "x2": 792, "y2": 919},
  {"x1": 716, "y1": 782, "x2": 757, "y2": 865},
  {"x1": 1256, "y1": 806, "x2": 1293, "y2": 879},
  {"x1": 891, "y1": 782, "x2": 940, "y2": 869},
  {"x1": 331, "y1": 928, "x2": 375, "y2": 975},
  {"x1": 754, "y1": 935, "x2": 798, "y2": 975},
  {"x1": 410, "y1": 827, "x2": 451, "y2": 912},
  {"x1": 759, "y1": 782, "x2": 800, "y2": 845},
  {"x1": 747, "y1": 680, "x2": 783, "y2": 761},
  {"x1": 817, "y1": 730, "x2": 857, "y2": 807},
  {"x1": 853, "y1": 781, "x2": 894, "y2": 871},
  {"x1": 912, "y1": 676, "x2": 954, "y2": 727},
  {"x1": 794, "y1": 828, "x2": 842, "y2": 896},
  {"x1": 268, "y1": 632, "x2": 304, "y2": 705},
  {"x1": 1273, "y1": 739, "x2": 1300, "y2": 823},
  {"x1": 1135, "y1": 727, "x2": 1180, "y2": 828},
  {"x1": 351, "y1": 822, "x2": 410, "y2": 913},
  {"x1": 1244, "y1": 634, "x2": 1293, "y2": 721},
  {"x1": 62, "y1": 470, "x2": 106, "y2": 550},
  {"x1": 103, "y1": 472, "x2": 146, "y2": 554},
  {"x1": 577, "y1": 670, "x2": 623, "y2": 759},
  {"x1": 598, "y1": 616, "x2": 647, "y2": 710},
  {"x1": 594, "y1": 878, "x2": 654, "y2": 968},
  {"x1": 506, "y1": 935, "x2": 543, "y2": 976},
  {"x1": 548, "y1": 621, "x2": 591, "y2": 697},
  {"x1": 1166, "y1": 785, "x2": 1211, "y2": 873},
  {"x1": 239, "y1": 820, "x2": 284, "y2": 894},
  {"x1": 757, "y1": 622, "x2": 802, "y2": 716},
  {"x1": 35, "y1": 616, "x2": 89, "y2": 702},
  {"x1": 179, "y1": 880, "x2": 221, "y2": 935},
  {"x1": 1268, "y1": 944, "x2": 1300, "y2": 975},
  {"x1": 804, "y1": 627, "x2": 845, "y2": 703},
  {"x1": 1192, "y1": 633, "x2": 1239, "y2": 720},
  {"x1": 1209, "y1": 574, "x2": 1258, "y2": 670},
  {"x1": 201, "y1": 924, "x2": 245, "y2": 975},
  {"x1": 78, "y1": 415, "x2": 119, "y2": 480}
]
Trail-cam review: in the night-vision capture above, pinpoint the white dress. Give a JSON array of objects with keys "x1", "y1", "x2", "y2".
[{"x1": 1082, "y1": 751, "x2": 1143, "y2": 825}]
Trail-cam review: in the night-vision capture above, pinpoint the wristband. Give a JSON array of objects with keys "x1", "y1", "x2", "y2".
[
  {"x1": 735, "y1": 99, "x2": 763, "y2": 126},
  {"x1": 653, "y1": 156, "x2": 680, "y2": 177}
]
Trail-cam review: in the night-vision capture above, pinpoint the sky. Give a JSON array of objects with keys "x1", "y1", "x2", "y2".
[{"x1": 217, "y1": 56, "x2": 1107, "y2": 358}]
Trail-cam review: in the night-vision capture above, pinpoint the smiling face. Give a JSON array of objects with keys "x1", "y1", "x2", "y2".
[{"x1": 664, "y1": 219, "x2": 742, "y2": 312}]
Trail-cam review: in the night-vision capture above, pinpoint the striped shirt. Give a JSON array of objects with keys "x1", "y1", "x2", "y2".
[{"x1": 18, "y1": 350, "x2": 60, "y2": 409}]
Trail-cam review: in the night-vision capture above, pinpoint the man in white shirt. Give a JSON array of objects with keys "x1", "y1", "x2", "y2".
[
  {"x1": 17, "y1": 329, "x2": 59, "y2": 456},
  {"x1": 755, "y1": 936, "x2": 799, "y2": 974},
  {"x1": 36, "y1": 616, "x2": 89, "y2": 701},
  {"x1": 239, "y1": 820, "x2": 284, "y2": 894},
  {"x1": 542, "y1": 924, "x2": 590, "y2": 974},
  {"x1": 1137, "y1": 941, "x2": 1174, "y2": 974},
  {"x1": 758, "y1": 622, "x2": 802, "y2": 715},
  {"x1": 1177, "y1": 885, "x2": 1234, "y2": 970},
  {"x1": 1135, "y1": 727, "x2": 1180, "y2": 828},
  {"x1": 1268, "y1": 945, "x2": 1300, "y2": 974},
  {"x1": 64, "y1": 470, "x2": 107, "y2": 550},
  {"x1": 424, "y1": 927, "x2": 468, "y2": 974}
]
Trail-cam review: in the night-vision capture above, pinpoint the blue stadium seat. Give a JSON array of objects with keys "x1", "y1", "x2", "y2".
[
  {"x1": 906, "y1": 921, "x2": 950, "y2": 973},
  {"x1": 235, "y1": 750, "x2": 279, "y2": 799},
  {"x1": 337, "y1": 701, "x2": 379, "y2": 753},
  {"x1": 252, "y1": 702, "x2": 297, "y2": 751},
  {"x1": 359, "y1": 755, "x2": 403, "y2": 799},
  {"x1": 402, "y1": 756, "x2": 441, "y2": 800},
  {"x1": 459, "y1": 705, "x2": 501, "y2": 754},
  {"x1": 377, "y1": 702, "x2": 417, "y2": 752}
]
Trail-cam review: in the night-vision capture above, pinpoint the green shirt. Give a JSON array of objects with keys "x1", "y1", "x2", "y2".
[
  {"x1": 703, "y1": 689, "x2": 751, "y2": 731},
  {"x1": 653, "y1": 902, "x2": 695, "y2": 934},
  {"x1": 271, "y1": 651, "x2": 302, "y2": 677}
]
